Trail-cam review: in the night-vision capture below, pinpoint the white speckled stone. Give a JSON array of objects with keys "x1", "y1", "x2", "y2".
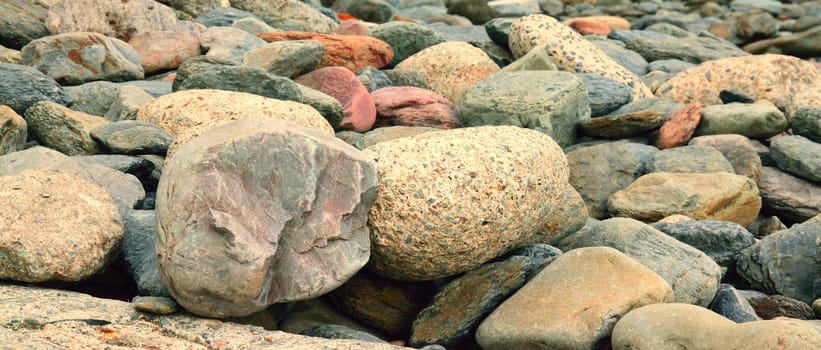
[{"x1": 364, "y1": 126, "x2": 569, "y2": 281}]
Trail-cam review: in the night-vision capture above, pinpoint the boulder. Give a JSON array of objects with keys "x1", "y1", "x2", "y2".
[
  {"x1": 128, "y1": 30, "x2": 201, "y2": 75},
  {"x1": 367, "y1": 21, "x2": 447, "y2": 67},
  {"x1": 0, "y1": 62, "x2": 71, "y2": 115},
  {"x1": 45, "y1": 0, "x2": 185, "y2": 42},
  {"x1": 646, "y1": 145, "x2": 735, "y2": 174},
  {"x1": 242, "y1": 40, "x2": 325, "y2": 79},
  {"x1": 230, "y1": 0, "x2": 338, "y2": 33},
  {"x1": 757, "y1": 166, "x2": 821, "y2": 223},
  {"x1": 689, "y1": 134, "x2": 761, "y2": 181},
  {"x1": 695, "y1": 103, "x2": 788, "y2": 140},
  {"x1": 769, "y1": 135, "x2": 821, "y2": 183}
]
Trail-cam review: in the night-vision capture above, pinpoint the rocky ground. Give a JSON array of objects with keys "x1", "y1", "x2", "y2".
[{"x1": 1, "y1": 0, "x2": 821, "y2": 349}]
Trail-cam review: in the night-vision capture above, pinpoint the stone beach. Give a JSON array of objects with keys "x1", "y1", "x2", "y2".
[{"x1": 1, "y1": 0, "x2": 821, "y2": 349}]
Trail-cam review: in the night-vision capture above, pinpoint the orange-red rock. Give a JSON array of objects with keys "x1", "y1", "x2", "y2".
[
  {"x1": 371, "y1": 87, "x2": 461, "y2": 129},
  {"x1": 257, "y1": 31, "x2": 393, "y2": 73},
  {"x1": 296, "y1": 66, "x2": 376, "y2": 132},
  {"x1": 128, "y1": 31, "x2": 201, "y2": 75},
  {"x1": 655, "y1": 104, "x2": 702, "y2": 149},
  {"x1": 565, "y1": 19, "x2": 612, "y2": 35}
]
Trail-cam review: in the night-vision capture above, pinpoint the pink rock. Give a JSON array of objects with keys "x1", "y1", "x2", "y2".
[
  {"x1": 333, "y1": 20, "x2": 371, "y2": 36},
  {"x1": 655, "y1": 104, "x2": 702, "y2": 149},
  {"x1": 371, "y1": 87, "x2": 461, "y2": 129},
  {"x1": 258, "y1": 31, "x2": 393, "y2": 73},
  {"x1": 296, "y1": 66, "x2": 376, "y2": 132},
  {"x1": 128, "y1": 31, "x2": 201, "y2": 75},
  {"x1": 565, "y1": 19, "x2": 612, "y2": 36}
]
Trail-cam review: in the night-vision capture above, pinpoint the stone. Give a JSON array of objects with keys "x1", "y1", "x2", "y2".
[
  {"x1": 45, "y1": 0, "x2": 185, "y2": 42},
  {"x1": 689, "y1": 134, "x2": 761, "y2": 181},
  {"x1": 103, "y1": 85, "x2": 155, "y2": 121},
  {"x1": 719, "y1": 89, "x2": 756, "y2": 104},
  {"x1": 709, "y1": 284, "x2": 760, "y2": 323},
  {"x1": 611, "y1": 303, "x2": 821, "y2": 349},
  {"x1": 195, "y1": 7, "x2": 261, "y2": 27},
  {"x1": 757, "y1": 167, "x2": 821, "y2": 223},
  {"x1": 608, "y1": 172, "x2": 761, "y2": 227},
  {"x1": 0, "y1": 0, "x2": 49, "y2": 50},
  {"x1": 122, "y1": 210, "x2": 169, "y2": 297},
  {"x1": 475, "y1": 247, "x2": 674, "y2": 350},
  {"x1": 579, "y1": 110, "x2": 664, "y2": 139},
  {"x1": 460, "y1": 70, "x2": 589, "y2": 147},
  {"x1": 485, "y1": 17, "x2": 515, "y2": 48},
  {"x1": 769, "y1": 135, "x2": 821, "y2": 183},
  {"x1": 591, "y1": 39, "x2": 649, "y2": 77},
  {"x1": 371, "y1": 86, "x2": 460, "y2": 129},
  {"x1": 747, "y1": 295, "x2": 816, "y2": 320},
  {"x1": 446, "y1": 0, "x2": 499, "y2": 24},
  {"x1": 0, "y1": 62, "x2": 71, "y2": 115},
  {"x1": 508, "y1": 15, "x2": 652, "y2": 100},
  {"x1": 278, "y1": 297, "x2": 387, "y2": 337},
  {"x1": 558, "y1": 218, "x2": 721, "y2": 306},
  {"x1": 563, "y1": 15, "x2": 631, "y2": 32},
  {"x1": 498, "y1": 45, "x2": 558, "y2": 73},
  {"x1": 233, "y1": 17, "x2": 277, "y2": 35},
  {"x1": 565, "y1": 18, "x2": 613, "y2": 35},
  {"x1": 172, "y1": 58, "x2": 303, "y2": 104},
  {"x1": 791, "y1": 106, "x2": 821, "y2": 143},
  {"x1": 364, "y1": 126, "x2": 569, "y2": 281},
  {"x1": 814, "y1": 299, "x2": 821, "y2": 319},
  {"x1": 744, "y1": 25, "x2": 821, "y2": 58},
  {"x1": 394, "y1": 41, "x2": 499, "y2": 106},
  {"x1": 127, "y1": 31, "x2": 201, "y2": 75},
  {"x1": 654, "y1": 103, "x2": 702, "y2": 149},
  {"x1": 258, "y1": 32, "x2": 393, "y2": 74},
  {"x1": 242, "y1": 40, "x2": 325, "y2": 79},
  {"x1": 76, "y1": 155, "x2": 155, "y2": 182},
  {"x1": 24, "y1": 101, "x2": 108, "y2": 156},
  {"x1": 301, "y1": 324, "x2": 387, "y2": 344},
  {"x1": 295, "y1": 66, "x2": 376, "y2": 132},
  {"x1": 132, "y1": 296, "x2": 177, "y2": 315},
  {"x1": 367, "y1": 21, "x2": 447, "y2": 68},
  {"x1": 648, "y1": 59, "x2": 695, "y2": 74},
  {"x1": 0, "y1": 105, "x2": 26, "y2": 156},
  {"x1": 135, "y1": 89, "x2": 332, "y2": 156},
  {"x1": 356, "y1": 67, "x2": 392, "y2": 93},
  {"x1": 382, "y1": 69, "x2": 428, "y2": 89},
  {"x1": 200, "y1": 26, "x2": 266, "y2": 64},
  {"x1": 578, "y1": 72, "x2": 634, "y2": 117},
  {"x1": 695, "y1": 103, "x2": 788, "y2": 140},
  {"x1": 297, "y1": 85, "x2": 344, "y2": 127},
  {"x1": 231, "y1": 0, "x2": 338, "y2": 33},
  {"x1": 0, "y1": 44, "x2": 21, "y2": 64},
  {"x1": 646, "y1": 145, "x2": 735, "y2": 174},
  {"x1": 64, "y1": 81, "x2": 121, "y2": 116},
  {"x1": 656, "y1": 54, "x2": 818, "y2": 117},
  {"x1": 334, "y1": 19, "x2": 370, "y2": 36},
  {"x1": 0, "y1": 168, "x2": 123, "y2": 282},
  {"x1": 609, "y1": 96, "x2": 684, "y2": 120},
  {"x1": 651, "y1": 220, "x2": 756, "y2": 267},
  {"x1": 357, "y1": 126, "x2": 441, "y2": 149},
  {"x1": 749, "y1": 215, "x2": 788, "y2": 238},
  {"x1": 531, "y1": 184, "x2": 589, "y2": 245},
  {"x1": 567, "y1": 142, "x2": 642, "y2": 219},
  {"x1": 737, "y1": 214, "x2": 821, "y2": 304},
  {"x1": 610, "y1": 29, "x2": 750, "y2": 64},
  {"x1": 90, "y1": 120, "x2": 173, "y2": 155},
  {"x1": 156, "y1": 117, "x2": 377, "y2": 318}
]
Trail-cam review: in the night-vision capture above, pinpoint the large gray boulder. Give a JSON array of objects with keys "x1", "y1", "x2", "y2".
[{"x1": 0, "y1": 62, "x2": 71, "y2": 115}]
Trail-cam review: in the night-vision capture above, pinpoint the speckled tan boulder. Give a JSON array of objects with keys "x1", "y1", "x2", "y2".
[
  {"x1": 508, "y1": 15, "x2": 652, "y2": 100},
  {"x1": 135, "y1": 89, "x2": 333, "y2": 156},
  {"x1": 394, "y1": 42, "x2": 499, "y2": 106},
  {"x1": 364, "y1": 126, "x2": 569, "y2": 281},
  {"x1": 0, "y1": 168, "x2": 123, "y2": 283},
  {"x1": 656, "y1": 54, "x2": 819, "y2": 116}
]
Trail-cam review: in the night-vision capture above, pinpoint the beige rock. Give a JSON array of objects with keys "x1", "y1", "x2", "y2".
[
  {"x1": 364, "y1": 126, "x2": 569, "y2": 281},
  {"x1": 24, "y1": 101, "x2": 109, "y2": 156},
  {"x1": 611, "y1": 303, "x2": 821, "y2": 349},
  {"x1": 45, "y1": 0, "x2": 185, "y2": 42},
  {"x1": 0, "y1": 105, "x2": 27, "y2": 155},
  {"x1": 657, "y1": 214, "x2": 694, "y2": 223},
  {"x1": 608, "y1": 172, "x2": 761, "y2": 227},
  {"x1": 394, "y1": 42, "x2": 499, "y2": 106},
  {"x1": 476, "y1": 247, "x2": 674, "y2": 350},
  {"x1": 0, "y1": 169, "x2": 123, "y2": 282},
  {"x1": 532, "y1": 184, "x2": 589, "y2": 244},
  {"x1": 0, "y1": 45, "x2": 21, "y2": 64}
]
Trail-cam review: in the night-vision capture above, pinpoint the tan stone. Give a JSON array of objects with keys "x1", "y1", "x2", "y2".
[
  {"x1": 657, "y1": 214, "x2": 695, "y2": 223},
  {"x1": 563, "y1": 16, "x2": 631, "y2": 31},
  {"x1": 24, "y1": 101, "x2": 109, "y2": 156},
  {"x1": 0, "y1": 105, "x2": 27, "y2": 155}
]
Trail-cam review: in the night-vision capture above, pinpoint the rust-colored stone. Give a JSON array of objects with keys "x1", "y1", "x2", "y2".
[
  {"x1": 371, "y1": 86, "x2": 461, "y2": 129},
  {"x1": 655, "y1": 103, "x2": 702, "y2": 149},
  {"x1": 257, "y1": 31, "x2": 393, "y2": 73}
]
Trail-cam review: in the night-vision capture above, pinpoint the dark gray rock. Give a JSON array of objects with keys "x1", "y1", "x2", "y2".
[
  {"x1": 719, "y1": 89, "x2": 756, "y2": 104},
  {"x1": 122, "y1": 210, "x2": 170, "y2": 297},
  {"x1": 609, "y1": 29, "x2": 750, "y2": 64},
  {"x1": 709, "y1": 284, "x2": 759, "y2": 323},
  {"x1": 300, "y1": 324, "x2": 387, "y2": 344},
  {"x1": 567, "y1": 142, "x2": 642, "y2": 219},
  {"x1": 607, "y1": 96, "x2": 683, "y2": 120},
  {"x1": 0, "y1": 62, "x2": 71, "y2": 115},
  {"x1": 646, "y1": 145, "x2": 735, "y2": 174},
  {"x1": 195, "y1": 7, "x2": 262, "y2": 27},
  {"x1": 90, "y1": 120, "x2": 173, "y2": 156},
  {"x1": 747, "y1": 294, "x2": 816, "y2": 320},
  {"x1": 173, "y1": 57, "x2": 303, "y2": 103},
  {"x1": 651, "y1": 220, "x2": 756, "y2": 267},
  {"x1": 590, "y1": 39, "x2": 649, "y2": 76},
  {"x1": 769, "y1": 135, "x2": 821, "y2": 183},
  {"x1": 369, "y1": 21, "x2": 446, "y2": 68},
  {"x1": 65, "y1": 81, "x2": 122, "y2": 117},
  {"x1": 737, "y1": 213, "x2": 821, "y2": 304},
  {"x1": 648, "y1": 59, "x2": 695, "y2": 74},
  {"x1": 75, "y1": 155, "x2": 155, "y2": 183},
  {"x1": 620, "y1": 142, "x2": 660, "y2": 173},
  {"x1": 485, "y1": 17, "x2": 514, "y2": 48},
  {"x1": 578, "y1": 73, "x2": 634, "y2": 117},
  {"x1": 356, "y1": 67, "x2": 393, "y2": 93},
  {"x1": 757, "y1": 166, "x2": 821, "y2": 223},
  {"x1": 446, "y1": 0, "x2": 498, "y2": 25},
  {"x1": 469, "y1": 41, "x2": 513, "y2": 68},
  {"x1": 102, "y1": 86, "x2": 154, "y2": 121},
  {"x1": 0, "y1": 0, "x2": 49, "y2": 50},
  {"x1": 335, "y1": 0, "x2": 396, "y2": 24},
  {"x1": 792, "y1": 106, "x2": 821, "y2": 143}
]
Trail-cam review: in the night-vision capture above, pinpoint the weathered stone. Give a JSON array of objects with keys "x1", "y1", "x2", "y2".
[
  {"x1": 646, "y1": 145, "x2": 735, "y2": 174},
  {"x1": 242, "y1": 40, "x2": 325, "y2": 79},
  {"x1": 695, "y1": 103, "x2": 788, "y2": 140},
  {"x1": 791, "y1": 106, "x2": 821, "y2": 143},
  {"x1": 195, "y1": 7, "x2": 261, "y2": 27},
  {"x1": 278, "y1": 297, "x2": 387, "y2": 337},
  {"x1": 476, "y1": 247, "x2": 674, "y2": 350},
  {"x1": 231, "y1": 0, "x2": 338, "y2": 33},
  {"x1": 160, "y1": 0, "x2": 228, "y2": 18},
  {"x1": 45, "y1": 0, "x2": 185, "y2": 42},
  {"x1": 651, "y1": 220, "x2": 756, "y2": 267},
  {"x1": 367, "y1": 21, "x2": 447, "y2": 67},
  {"x1": 174, "y1": 57, "x2": 302, "y2": 103},
  {"x1": 769, "y1": 135, "x2": 821, "y2": 183},
  {"x1": 689, "y1": 134, "x2": 761, "y2": 181},
  {"x1": 0, "y1": 105, "x2": 26, "y2": 156},
  {"x1": 743, "y1": 25, "x2": 821, "y2": 58},
  {"x1": 364, "y1": 126, "x2": 569, "y2": 281},
  {"x1": 557, "y1": 218, "x2": 721, "y2": 306},
  {"x1": 356, "y1": 126, "x2": 442, "y2": 150},
  {"x1": 90, "y1": 120, "x2": 172, "y2": 156},
  {"x1": 0, "y1": 0, "x2": 49, "y2": 50},
  {"x1": 356, "y1": 66, "x2": 392, "y2": 93},
  {"x1": 296, "y1": 66, "x2": 376, "y2": 132},
  {"x1": 64, "y1": 81, "x2": 120, "y2": 116},
  {"x1": 157, "y1": 117, "x2": 378, "y2": 318},
  {"x1": 297, "y1": 84, "x2": 344, "y2": 127},
  {"x1": 608, "y1": 172, "x2": 762, "y2": 227},
  {"x1": 591, "y1": 39, "x2": 649, "y2": 77},
  {"x1": 530, "y1": 184, "x2": 589, "y2": 245},
  {"x1": 200, "y1": 26, "x2": 266, "y2": 64},
  {"x1": 648, "y1": 59, "x2": 696, "y2": 74},
  {"x1": 498, "y1": 45, "x2": 558, "y2": 73},
  {"x1": 0, "y1": 62, "x2": 71, "y2": 115},
  {"x1": 301, "y1": 324, "x2": 387, "y2": 344},
  {"x1": 128, "y1": 31, "x2": 201, "y2": 75},
  {"x1": 747, "y1": 295, "x2": 816, "y2": 320},
  {"x1": 655, "y1": 103, "x2": 701, "y2": 149},
  {"x1": 24, "y1": 101, "x2": 108, "y2": 156},
  {"x1": 0, "y1": 44, "x2": 21, "y2": 64},
  {"x1": 578, "y1": 72, "x2": 634, "y2": 117},
  {"x1": 0, "y1": 168, "x2": 123, "y2": 282},
  {"x1": 371, "y1": 86, "x2": 461, "y2": 129},
  {"x1": 233, "y1": 16, "x2": 277, "y2": 35},
  {"x1": 567, "y1": 142, "x2": 642, "y2": 219},
  {"x1": 132, "y1": 295, "x2": 177, "y2": 315},
  {"x1": 610, "y1": 29, "x2": 750, "y2": 64},
  {"x1": 103, "y1": 85, "x2": 155, "y2": 121},
  {"x1": 709, "y1": 284, "x2": 760, "y2": 323},
  {"x1": 757, "y1": 166, "x2": 821, "y2": 223},
  {"x1": 257, "y1": 32, "x2": 392, "y2": 74},
  {"x1": 122, "y1": 210, "x2": 169, "y2": 297},
  {"x1": 580, "y1": 110, "x2": 664, "y2": 139}
]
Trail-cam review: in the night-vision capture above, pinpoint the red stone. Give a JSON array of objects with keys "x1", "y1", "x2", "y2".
[
  {"x1": 334, "y1": 20, "x2": 371, "y2": 36},
  {"x1": 565, "y1": 19, "x2": 612, "y2": 36},
  {"x1": 295, "y1": 66, "x2": 376, "y2": 132},
  {"x1": 257, "y1": 31, "x2": 393, "y2": 73},
  {"x1": 655, "y1": 104, "x2": 702, "y2": 149},
  {"x1": 128, "y1": 31, "x2": 201, "y2": 75},
  {"x1": 371, "y1": 87, "x2": 462, "y2": 129}
]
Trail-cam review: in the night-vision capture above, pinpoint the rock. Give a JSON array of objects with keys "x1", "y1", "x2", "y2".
[
  {"x1": 65, "y1": 81, "x2": 121, "y2": 116},
  {"x1": 747, "y1": 295, "x2": 816, "y2": 320},
  {"x1": 609, "y1": 96, "x2": 684, "y2": 120},
  {"x1": 0, "y1": 62, "x2": 72, "y2": 115},
  {"x1": 769, "y1": 135, "x2": 821, "y2": 183},
  {"x1": 90, "y1": 120, "x2": 173, "y2": 155},
  {"x1": 0, "y1": 105, "x2": 27, "y2": 156},
  {"x1": 460, "y1": 70, "x2": 589, "y2": 147},
  {"x1": 591, "y1": 39, "x2": 649, "y2": 77},
  {"x1": 565, "y1": 18, "x2": 614, "y2": 35},
  {"x1": 45, "y1": 0, "x2": 185, "y2": 42},
  {"x1": 695, "y1": 103, "x2": 788, "y2": 140},
  {"x1": 132, "y1": 296, "x2": 177, "y2": 315},
  {"x1": 608, "y1": 172, "x2": 761, "y2": 227},
  {"x1": 356, "y1": 67, "x2": 392, "y2": 93},
  {"x1": 610, "y1": 29, "x2": 750, "y2": 64},
  {"x1": 76, "y1": 155, "x2": 155, "y2": 182},
  {"x1": 0, "y1": 44, "x2": 21, "y2": 64},
  {"x1": 301, "y1": 324, "x2": 387, "y2": 344},
  {"x1": 656, "y1": 54, "x2": 818, "y2": 117},
  {"x1": 242, "y1": 40, "x2": 325, "y2": 79},
  {"x1": 578, "y1": 72, "x2": 634, "y2": 117},
  {"x1": 233, "y1": 16, "x2": 277, "y2": 35},
  {"x1": 172, "y1": 58, "x2": 303, "y2": 103},
  {"x1": 509, "y1": 15, "x2": 652, "y2": 100},
  {"x1": 791, "y1": 106, "x2": 821, "y2": 143},
  {"x1": 103, "y1": 85, "x2": 155, "y2": 121},
  {"x1": 295, "y1": 66, "x2": 376, "y2": 132},
  {"x1": 579, "y1": 110, "x2": 665, "y2": 139},
  {"x1": 328, "y1": 269, "x2": 436, "y2": 339},
  {"x1": 122, "y1": 210, "x2": 169, "y2": 297},
  {"x1": 297, "y1": 85, "x2": 344, "y2": 127},
  {"x1": 334, "y1": 19, "x2": 371, "y2": 36},
  {"x1": 278, "y1": 298, "x2": 386, "y2": 338},
  {"x1": 737, "y1": 214, "x2": 821, "y2": 304},
  {"x1": 531, "y1": 185, "x2": 589, "y2": 244},
  {"x1": 446, "y1": 0, "x2": 499, "y2": 24},
  {"x1": 364, "y1": 126, "x2": 568, "y2": 281},
  {"x1": 689, "y1": 134, "x2": 761, "y2": 181},
  {"x1": 651, "y1": 220, "x2": 756, "y2": 267},
  {"x1": 382, "y1": 68, "x2": 428, "y2": 89},
  {"x1": 611, "y1": 303, "x2": 821, "y2": 349},
  {"x1": 731, "y1": 0, "x2": 783, "y2": 14},
  {"x1": 498, "y1": 45, "x2": 558, "y2": 73},
  {"x1": 394, "y1": 41, "x2": 499, "y2": 106},
  {"x1": 719, "y1": 89, "x2": 756, "y2": 104},
  {"x1": 354, "y1": 126, "x2": 442, "y2": 149},
  {"x1": 485, "y1": 17, "x2": 515, "y2": 48},
  {"x1": 654, "y1": 103, "x2": 701, "y2": 149},
  {"x1": 24, "y1": 101, "x2": 108, "y2": 156},
  {"x1": 367, "y1": 21, "x2": 447, "y2": 68},
  {"x1": 257, "y1": 31, "x2": 393, "y2": 74},
  {"x1": 757, "y1": 166, "x2": 821, "y2": 223},
  {"x1": 371, "y1": 87, "x2": 460, "y2": 129},
  {"x1": 814, "y1": 299, "x2": 821, "y2": 319},
  {"x1": 744, "y1": 25, "x2": 821, "y2": 58},
  {"x1": 558, "y1": 218, "x2": 721, "y2": 306},
  {"x1": 749, "y1": 215, "x2": 788, "y2": 238},
  {"x1": 648, "y1": 59, "x2": 695, "y2": 74},
  {"x1": 127, "y1": 31, "x2": 201, "y2": 75},
  {"x1": 160, "y1": 0, "x2": 227, "y2": 18},
  {"x1": 156, "y1": 117, "x2": 377, "y2": 318},
  {"x1": 136, "y1": 89, "x2": 331, "y2": 155},
  {"x1": 200, "y1": 26, "x2": 267, "y2": 64},
  {"x1": 225, "y1": 0, "x2": 338, "y2": 33},
  {"x1": 709, "y1": 284, "x2": 760, "y2": 323},
  {"x1": 0, "y1": 0, "x2": 49, "y2": 50},
  {"x1": 475, "y1": 247, "x2": 674, "y2": 350},
  {"x1": 567, "y1": 142, "x2": 642, "y2": 219},
  {"x1": 646, "y1": 145, "x2": 735, "y2": 174},
  {"x1": 195, "y1": 7, "x2": 261, "y2": 27},
  {"x1": 0, "y1": 168, "x2": 123, "y2": 282}
]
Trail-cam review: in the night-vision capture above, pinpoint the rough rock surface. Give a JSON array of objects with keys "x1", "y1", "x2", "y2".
[
  {"x1": 0, "y1": 105, "x2": 26, "y2": 156},
  {"x1": 128, "y1": 30, "x2": 201, "y2": 75},
  {"x1": 769, "y1": 135, "x2": 821, "y2": 183},
  {"x1": 371, "y1": 87, "x2": 461, "y2": 129},
  {"x1": 689, "y1": 134, "x2": 761, "y2": 181},
  {"x1": 45, "y1": 0, "x2": 185, "y2": 42},
  {"x1": 231, "y1": 0, "x2": 338, "y2": 33},
  {"x1": 0, "y1": 62, "x2": 71, "y2": 115},
  {"x1": 242, "y1": 40, "x2": 325, "y2": 79},
  {"x1": 695, "y1": 103, "x2": 788, "y2": 139},
  {"x1": 258, "y1": 31, "x2": 393, "y2": 74},
  {"x1": 651, "y1": 220, "x2": 756, "y2": 267},
  {"x1": 24, "y1": 101, "x2": 108, "y2": 156},
  {"x1": 654, "y1": 103, "x2": 701, "y2": 149},
  {"x1": 709, "y1": 284, "x2": 760, "y2": 323},
  {"x1": 567, "y1": 142, "x2": 642, "y2": 219},
  {"x1": 0, "y1": 0, "x2": 50, "y2": 50},
  {"x1": 646, "y1": 145, "x2": 735, "y2": 174},
  {"x1": 757, "y1": 167, "x2": 821, "y2": 223},
  {"x1": 157, "y1": 117, "x2": 378, "y2": 318}
]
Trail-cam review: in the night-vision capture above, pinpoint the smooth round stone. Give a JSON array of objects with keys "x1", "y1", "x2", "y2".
[
  {"x1": 791, "y1": 106, "x2": 821, "y2": 143},
  {"x1": 757, "y1": 167, "x2": 821, "y2": 223},
  {"x1": 242, "y1": 40, "x2": 325, "y2": 79},
  {"x1": 567, "y1": 142, "x2": 642, "y2": 219},
  {"x1": 367, "y1": 21, "x2": 447, "y2": 67},
  {"x1": 695, "y1": 103, "x2": 788, "y2": 140},
  {"x1": 689, "y1": 134, "x2": 761, "y2": 182},
  {"x1": 646, "y1": 145, "x2": 735, "y2": 174},
  {"x1": 172, "y1": 58, "x2": 303, "y2": 103},
  {"x1": 578, "y1": 72, "x2": 634, "y2": 117},
  {"x1": 769, "y1": 135, "x2": 821, "y2": 183},
  {"x1": 651, "y1": 220, "x2": 756, "y2": 267},
  {"x1": 132, "y1": 296, "x2": 177, "y2": 315},
  {"x1": 0, "y1": 62, "x2": 71, "y2": 115}
]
